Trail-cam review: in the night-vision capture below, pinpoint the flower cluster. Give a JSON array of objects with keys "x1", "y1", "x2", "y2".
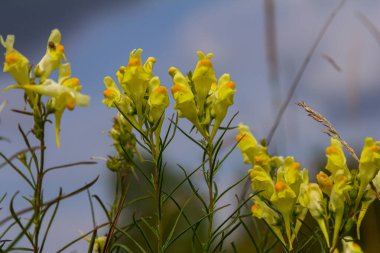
[
  {"x1": 168, "y1": 51, "x2": 236, "y2": 141},
  {"x1": 1, "y1": 29, "x2": 90, "y2": 147},
  {"x1": 102, "y1": 49, "x2": 169, "y2": 140},
  {"x1": 236, "y1": 123, "x2": 308, "y2": 250},
  {"x1": 237, "y1": 123, "x2": 379, "y2": 251}
]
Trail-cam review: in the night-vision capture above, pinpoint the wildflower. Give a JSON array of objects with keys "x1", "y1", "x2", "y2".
[
  {"x1": 169, "y1": 66, "x2": 205, "y2": 137},
  {"x1": 6, "y1": 63, "x2": 90, "y2": 147},
  {"x1": 236, "y1": 123, "x2": 259, "y2": 165},
  {"x1": 249, "y1": 165, "x2": 274, "y2": 200},
  {"x1": 35, "y1": 29, "x2": 66, "y2": 81},
  {"x1": 356, "y1": 170, "x2": 380, "y2": 239},
  {"x1": 329, "y1": 170, "x2": 352, "y2": 249},
  {"x1": 325, "y1": 138, "x2": 350, "y2": 179},
  {"x1": 102, "y1": 76, "x2": 121, "y2": 107},
  {"x1": 316, "y1": 171, "x2": 333, "y2": 196},
  {"x1": 118, "y1": 49, "x2": 155, "y2": 124},
  {"x1": 0, "y1": 35, "x2": 29, "y2": 85},
  {"x1": 147, "y1": 77, "x2": 169, "y2": 125},
  {"x1": 356, "y1": 137, "x2": 380, "y2": 209},
  {"x1": 270, "y1": 180, "x2": 297, "y2": 249},
  {"x1": 299, "y1": 183, "x2": 330, "y2": 247},
  {"x1": 192, "y1": 51, "x2": 216, "y2": 116},
  {"x1": 209, "y1": 73, "x2": 236, "y2": 140}
]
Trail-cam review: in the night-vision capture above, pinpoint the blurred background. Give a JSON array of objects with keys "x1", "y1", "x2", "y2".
[{"x1": 1, "y1": 0, "x2": 380, "y2": 252}]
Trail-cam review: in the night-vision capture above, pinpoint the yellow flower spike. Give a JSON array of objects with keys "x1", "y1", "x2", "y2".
[
  {"x1": 236, "y1": 123, "x2": 259, "y2": 165},
  {"x1": 251, "y1": 196, "x2": 286, "y2": 247},
  {"x1": 270, "y1": 180, "x2": 297, "y2": 250},
  {"x1": 192, "y1": 51, "x2": 216, "y2": 116},
  {"x1": 299, "y1": 183, "x2": 330, "y2": 247},
  {"x1": 210, "y1": 73, "x2": 236, "y2": 140},
  {"x1": 35, "y1": 29, "x2": 66, "y2": 81},
  {"x1": 7, "y1": 63, "x2": 90, "y2": 148},
  {"x1": 329, "y1": 170, "x2": 352, "y2": 249},
  {"x1": 325, "y1": 138, "x2": 351, "y2": 179},
  {"x1": 356, "y1": 137, "x2": 380, "y2": 210},
  {"x1": 0, "y1": 35, "x2": 30, "y2": 85},
  {"x1": 102, "y1": 76, "x2": 121, "y2": 108},
  {"x1": 249, "y1": 165, "x2": 274, "y2": 200},
  {"x1": 316, "y1": 171, "x2": 333, "y2": 196},
  {"x1": 119, "y1": 49, "x2": 153, "y2": 125},
  {"x1": 356, "y1": 171, "x2": 380, "y2": 239},
  {"x1": 169, "y1": 67, "x2": 207, "y2": 138},
  {"x1": 342, "y1": 237, "x2": 363, "y2": 253}
]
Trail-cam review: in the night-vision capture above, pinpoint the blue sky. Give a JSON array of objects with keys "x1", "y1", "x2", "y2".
[{"x1": 2, "y1": 0, "x2": 380, "y2": 251}]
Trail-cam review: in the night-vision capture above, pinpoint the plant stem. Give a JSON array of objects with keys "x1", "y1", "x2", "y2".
[
  {"x1": 149, "y1": 130, "x2": 163, "y2": 252},
  {"x1": 206, "y1": 140, "x2": 215, "y2": 253},
  {"x1": 34, "y1": 108, "x2": 46, "y2": 253}
]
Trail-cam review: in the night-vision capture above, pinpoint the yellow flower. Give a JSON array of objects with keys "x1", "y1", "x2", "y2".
[
  {"x1": 325, "y1": 138, "x2": 350, "y2": 179},
  {"x1": 236, "y1": 123, "x2": 259, "y2": 165},
  {"x1": 6, "y1": 63, "x2": 90, "y2": 147},
  {"x1": 316, "y1": 171, "x2": 333, "y2": 196},
  {"x1": 192, "y1": 51, "x2": 216, "y2": 116},
  {"x1": 0, "y1": 35, "x2": 30, "y2": 85},
  {"x1": 270, "y1": 180, "x2": 297, "y2": 250},
  {"x1": 329, "y1": 170, "x2": 352, "y2": 249},
  {"x1": 102, "y1": 76, "x2": 121, "y2": 107},
  {"x1": 356, "y1": 171, "x2": 380, "y2": 239},
  {"x1": 81, "y1": 231, "x2": 107, "y2": 253},
  {"x1": 209, "y1": 73, "x2": 236, "y2": 140},
  {"x1": 169, "y1": 66, "x2": 206, "y2": 137},
  {"x1": 249, "y1": 165, "x2": 274, "y2": 200},
  {"x1": 118, "y1": 49, "x2": 155, "y2": 124},
  {"x1": 148, "y1": 77, "x2": 169, "y2": 125},
  {"x1": 35, "y1": 29, "x2": 66, "y2": 81},
  {"x1": 356, "y1": 137, "x2": 380, "y2": 209},
  {"x1": 299, "y1": 183, "x2": 330, "y2": 247}
]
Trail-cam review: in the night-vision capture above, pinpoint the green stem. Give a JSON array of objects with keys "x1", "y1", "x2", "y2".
[
  {"x1": 205, "y1": 140, "x2": 215, "y2": 253},
  {"x1": 34, "y1": 105, "x2": 46, "y2": 253},
  {"x1": 149, "y1": 130, "x2": 163, "y2": 252}
]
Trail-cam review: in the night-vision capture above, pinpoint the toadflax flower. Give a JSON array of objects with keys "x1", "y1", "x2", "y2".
[
  {"x1": 235, "y1": 123, "x2": 260, "y2": 165},
  {"x1": 102, "y1": 76, "x2": 122, "y2": 107},
  {"x1": 35, "y1": 29, "x2": 66, "y2": 81},
  {"x1": 325, "y1": 138, "x2": 351, "y2": 180},
  {"x1": 329, "y1": 169, "x2": 352, "y2": 249},
  {"x1": 270, "y1": 180, "x2": 297, "y2": 249},
  {"x1": 355, "y1": 137, "x2": 380, "y2": 209},
  {"x1": 117, "y1": 48, "x2": 155, "y2": 124},
  {"x1": 6, "y1": 63, "x2": 90, "y2": 147},
  {"x1": 209, "y1": 73, "x2": 236, "y2": 140},
  {"x1": 169, "y1": 66, "x2": 206, "y2": 137},
  {"x1": 0, "y1": 34, "x2": 29, "y2": 85},
  {"x1": 299, "y1": 183, "x2": 330, "y2": 247},
  {"x1": 192, "y1": 51, "x2": 216, "y2": 116}
]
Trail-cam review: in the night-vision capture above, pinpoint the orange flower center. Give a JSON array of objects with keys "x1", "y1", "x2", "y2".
[
  {"x1": 199, "y1": 58, "x2": 212, "y2": 67},
  {"x1": 274, "y1": 181, "x2": 287, "y2": 192},
  {"x1": 155, "y1": 86, "x2": 167, "y2": 94},
  {"x1": 226, "y1": 81, "x2": 235, "y2": 89},
  {"x1": 103, "y1": 88, "x2": 116, "y2": 99},
  {"x1": 127, "y1": 57, "x2": 141, "y2": 67},
  {"x1": 56, "y1": 44, "x2": 65, "y2": 54},
  {"x1": 326, "y1": 146, "x2": 340, "y2": 155},
  {"x1": 5, "y1": 52, "x2": 20, "y2": 64},
  {"x1": 171, "y1": 84, "x2": 183, "y2": 95}
]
